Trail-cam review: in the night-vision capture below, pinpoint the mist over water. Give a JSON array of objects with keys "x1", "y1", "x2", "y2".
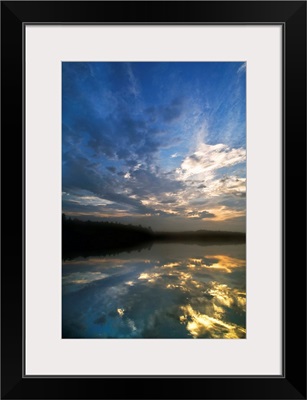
[{"x1": 62, "y1": 243, "x2": 246, "y2": 338}]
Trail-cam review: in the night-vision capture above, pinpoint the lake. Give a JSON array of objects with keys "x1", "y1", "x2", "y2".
[{"x1": 62, "y1": 242, "x2": 246, "y2": 338}]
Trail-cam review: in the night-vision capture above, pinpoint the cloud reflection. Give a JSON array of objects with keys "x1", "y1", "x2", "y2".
[
  {"x1": 180, "y1": 304, "x2": 246, "y2": 338},
  {"x1": 62, "y1": 243, "x2": 246, "y2": 338}
]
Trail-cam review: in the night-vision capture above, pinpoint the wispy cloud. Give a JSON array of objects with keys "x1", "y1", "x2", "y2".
[
  {"x1": 126, "y1": 63, "x2": 140, "y2": 98},
  {"x1": 171, "y1": 153, "x2": 180, "y2": 158},
  {"x1": 237, "y1": 62, "x2": 246, "y2": 75},
  {"x1": 180, "y1": 142, "x2": 246, "y2": 178}
]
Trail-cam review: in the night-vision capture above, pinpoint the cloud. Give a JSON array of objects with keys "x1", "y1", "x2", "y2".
[
  {"x1": 237, "y1": 63, "x2": 246, "y2": 74},
  {"x1": 180, "y1": 143, "x2": 246, "y2": 178},
  {"x1": 180, "y1": 304, "x2": 246, "y2": 338},
  {"x1": 174, "y1": 142, "x2": 246, "y2": 218},
  {"x1": 63, "y1": 154, "x2": 186, "y2": 220},
  {"x1": 235, "y1": 192, "x2": 246, "y2": 198},
  {"x1": 62, "y1": 154, "x2": 106, "y2": 194},
  {"x1": 197, "y1": 211, "x2": 215, "y2": 219},
  {"x1": 63, "y1": 155, "x2": 154, "y2": 215},
  {"x1": 187, "y1": 210, "x2": 215, "y2": 219},
  {"x1": 126, "y1": 63, "x2": 140, "y2": 97},
  {"x1": 160, "y1": 198, "x2": 177, "y2": 204}
]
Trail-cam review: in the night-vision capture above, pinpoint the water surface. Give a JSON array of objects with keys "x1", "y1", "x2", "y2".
[{"x1": 62, "y1": 243, "x2": 246, "y2": 338}]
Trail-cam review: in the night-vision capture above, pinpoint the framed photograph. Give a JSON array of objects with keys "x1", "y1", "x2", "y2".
[{"x1": 1, "y1": 1, "x2": 306, "y2": 399}]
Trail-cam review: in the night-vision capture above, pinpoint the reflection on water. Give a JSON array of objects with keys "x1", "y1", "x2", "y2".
[{"x1": 62, "y1": 243, "x2": 246, "y2": 338}]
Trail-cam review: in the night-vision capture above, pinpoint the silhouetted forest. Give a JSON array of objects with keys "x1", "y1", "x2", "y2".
[
  {"x1": 62, "y1": 214, "x2": 153, "y2": 258},
  {"x1": 62, "y1": 214, "x2": 245, "y2": 259}
]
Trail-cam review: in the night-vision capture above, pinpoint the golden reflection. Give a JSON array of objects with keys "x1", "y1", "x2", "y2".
[
  {"x1": 165, "y1": 271, "x2": 193, "y2": 292},
  {"x1": 179, "y1": 272, "x2": 192, "y2": 281},
  {"x1": 162, "y1": 262, "x2": 181, "y2": 269},
  {"x1": 138, "y1": 272, "x2": 161, "y2": 283},
  {"x1": 166, "y1": 283, "x2": 189, "y2": 292},
  {"x1": 207, "y1": 282, "x2": 246, "y2": 310},
  {"x1": 189, "y1": 258, "x2": 203, "y2": 263},
  {"x1": 71, "y1": 279, "x2": 89, "y2": 284},
  {"x1": 208, "y1": 283, "x2": 234, "y2": 307},
  {"x1": 117, "y1": 308, "x2": 125, "y2": 317},
  {"x1": 191, "y1": 280, "x2": 202, "y2": 288},
  {"x1": 236, "y1": 294, "x2": 246, "y2": 308},
  {"x1": 202, "y1": 255, "x2": 245, "y2": 273},
  {"x1": 212, "y1": 303, "x2": 224, "y2": 319},
  {"x1": 176, "y1": 279, "x2": 246, "y2": 338},
  {"x1": 138, "y1": 273, "x2": 150, "y2": 280},
  {"x1": 180, "y1": 304, "x2": 246, "y2": 339}
]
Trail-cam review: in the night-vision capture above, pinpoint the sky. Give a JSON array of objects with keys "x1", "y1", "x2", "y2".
[{"x1": 62, "y1": 62, "x2": 246, "y2": 232}]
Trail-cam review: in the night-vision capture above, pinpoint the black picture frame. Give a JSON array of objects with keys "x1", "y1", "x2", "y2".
[{"x1": 1, "y1": 1, "x2": 306, "y2": 399}]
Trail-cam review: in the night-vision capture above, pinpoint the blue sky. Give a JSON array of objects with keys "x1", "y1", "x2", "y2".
[{"x1": 62, "y1": 62, "x2": 246, "y2": 231}]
